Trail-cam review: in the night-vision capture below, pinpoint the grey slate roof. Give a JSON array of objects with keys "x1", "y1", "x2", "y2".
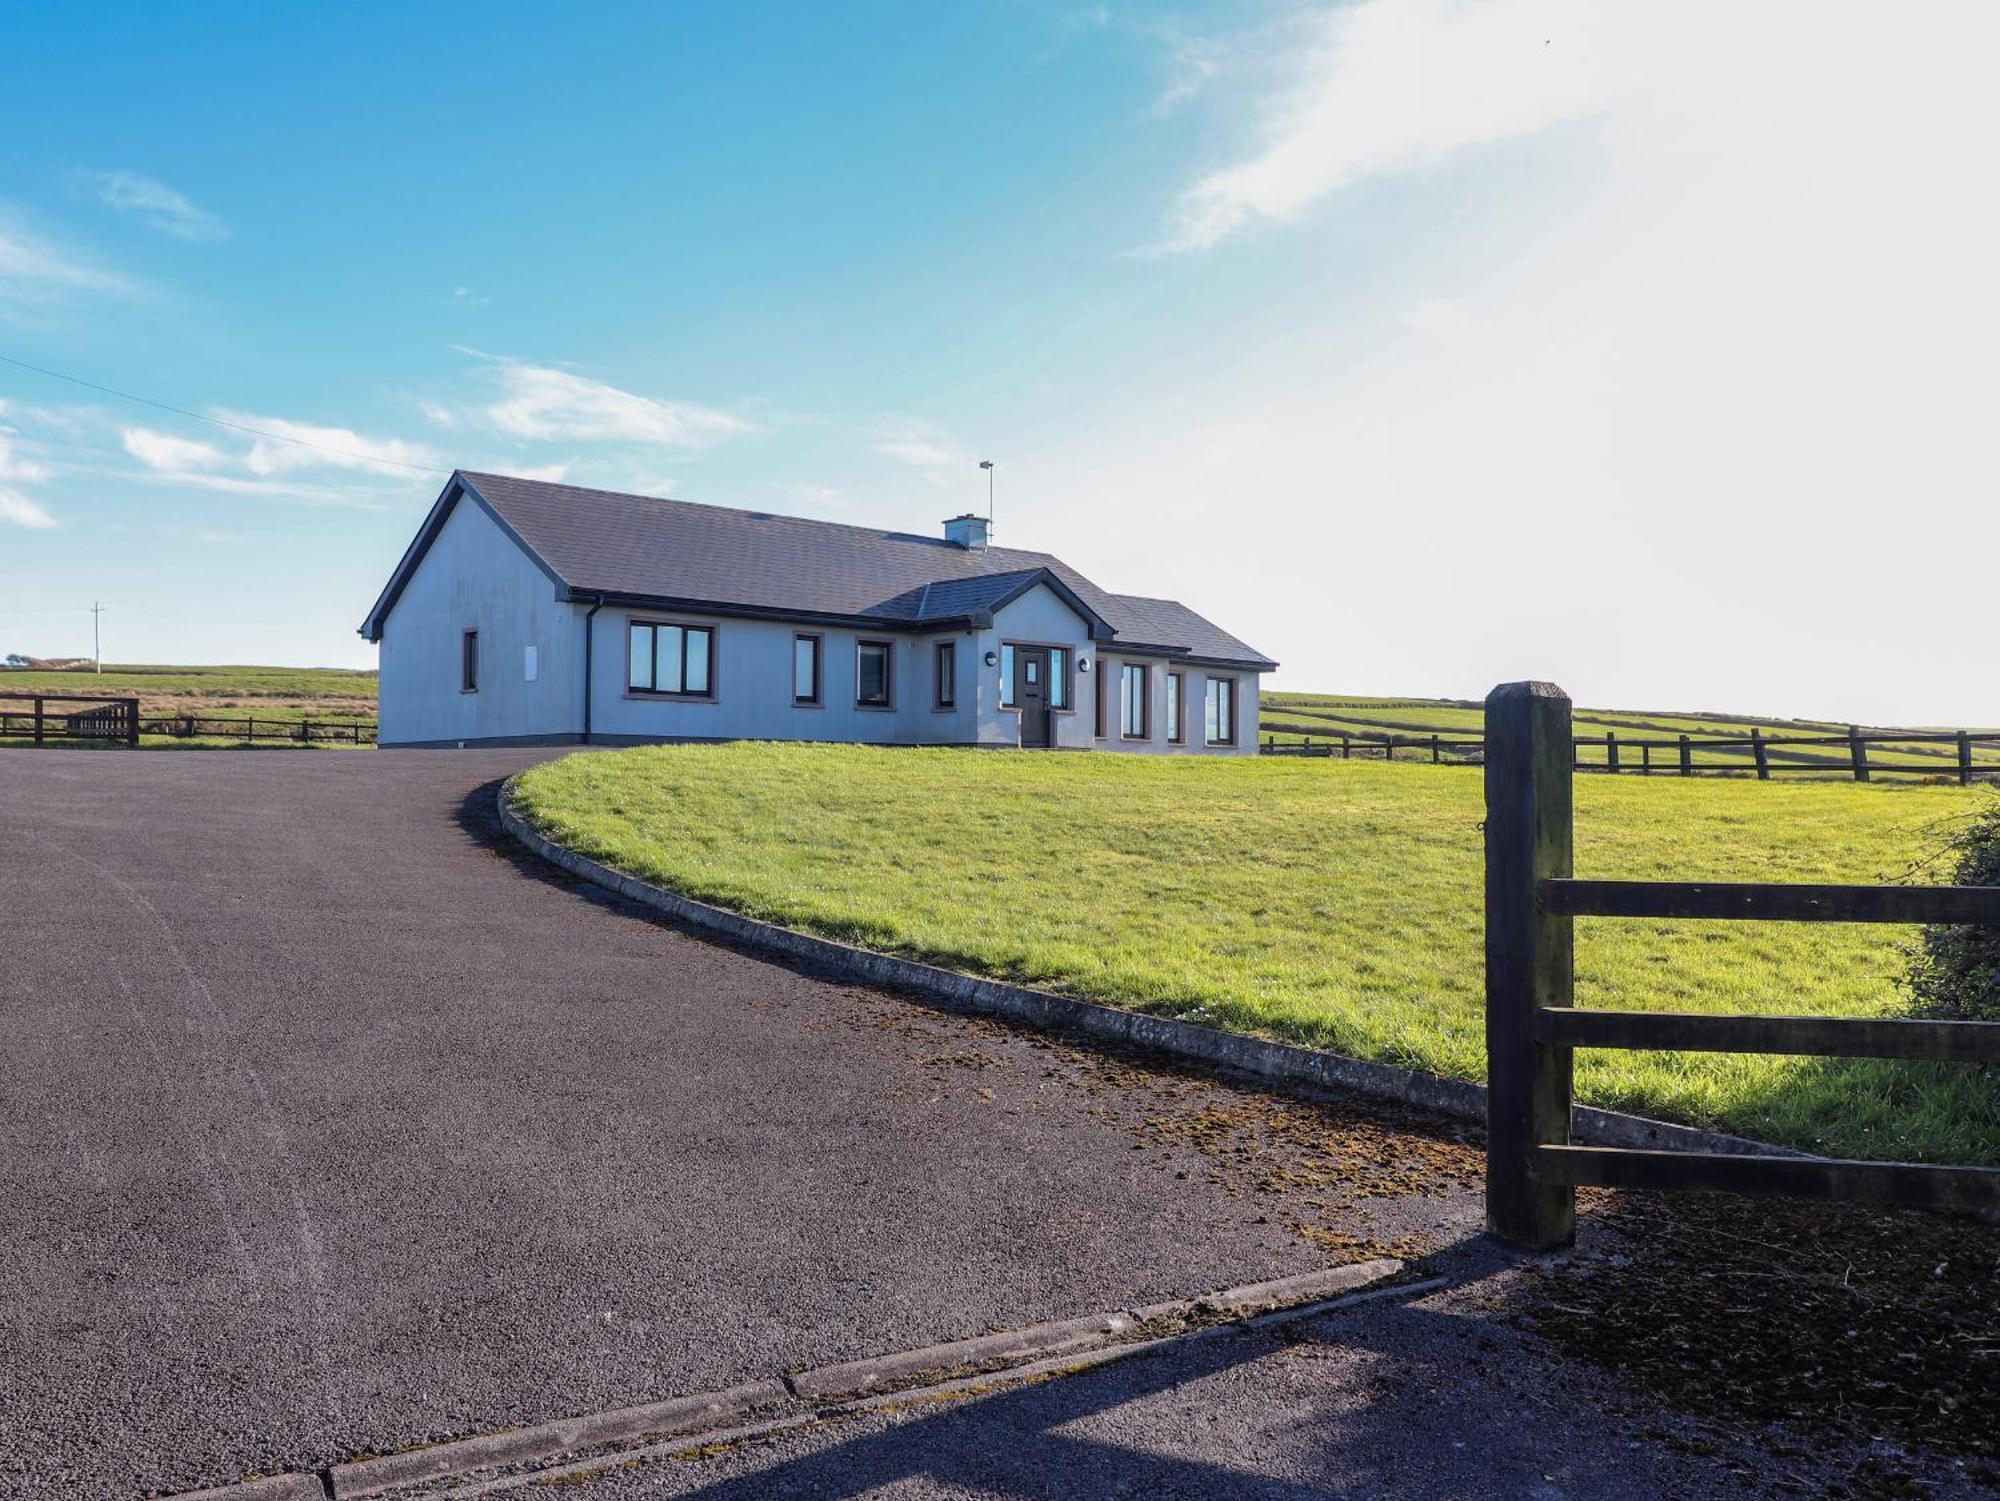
[{"x1": 361, "y1": 471, "x2": 1275, "y2": 668}]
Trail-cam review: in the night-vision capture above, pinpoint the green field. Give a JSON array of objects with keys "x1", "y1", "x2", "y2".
[
  {"x1": 512, "y1": 743, "x2": 1998, "y2": 1165},
  {"x1": 0, "y1": 663, "x2": 377, "y2": 748}
]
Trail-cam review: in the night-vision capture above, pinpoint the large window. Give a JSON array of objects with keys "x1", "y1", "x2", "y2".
[
  {"x1": 1205, "y1": 676, "x2": 1236, "y2": 745},
  {"x1": 460, "y1": 629, "x2": 479, "y2": 693},
  {"x1": 793, "y1": 634, "x2": 821, "y2": 705},
  {"x1": 1166, "y1": 672, "x2": 1183, "y2": 743},
  {"x1": 935, "y1": 640, "x2": 956, "y2": 708},
  {"x1": 1119, "y1": 663, "x2": 1148, "y2": 739},
  {"x1": 1048, "y1": 648, "x2": 1070, "y2": 709},
  {"x1": 629, "y1": 621, "x2": 713, "y2": 696},
  {"x1": 857, "y1": 640, "x2": 892, "y2": 707}
]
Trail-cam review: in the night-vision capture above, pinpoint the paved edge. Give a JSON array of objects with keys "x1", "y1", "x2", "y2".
[
  {"x1": 164, "y1": 1260, "x2": 1415, "y2": 1501},
  {"x1": 496, "y1": 777, "x2": 1805, "y2": 1159}
]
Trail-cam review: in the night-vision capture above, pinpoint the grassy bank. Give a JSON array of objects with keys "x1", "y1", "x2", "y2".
[{"x1": 512, "y1": 743, "x2": 1997, "y2": 1164}]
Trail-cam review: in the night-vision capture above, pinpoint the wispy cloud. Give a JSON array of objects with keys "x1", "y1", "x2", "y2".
[
  {"x1": 210, "y1": 411, "x2": 439, "y2": 476},
  {"x1": 0, "y1": 432, "x2": 53, "y2": 484},
  {"x1": 0, "y1": 212, "x2": 132, "y2": 298},
  {"x1": 1157, "y1": 0, "x2": 1610, "y2": 252},
  {"x1": 445, "y1": 286, "x2": 489, "y2": 307},
  {"x1": 91, "y1": 171, "x2": 227, "y2": 242},
  {"x1": 874, "y1": 426, "x2": 976, "y2": 488},
  {"x1": 122, "y1": 426, "x2": 227, "y2": 473},
  {"x1": 451, "y1": 354, "x2": 750, "y2": 447},
  {"x1": 0, "y1": 487, "x2": 57, "y2": 528}
]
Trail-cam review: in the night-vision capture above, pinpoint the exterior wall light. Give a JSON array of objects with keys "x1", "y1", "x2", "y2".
[
  {"x1": 1078, "y1": 656, "x2": 1091, "y2": 672},
  {"x1": 984, "y1": 650, "x2": 999, "y2": 667}
]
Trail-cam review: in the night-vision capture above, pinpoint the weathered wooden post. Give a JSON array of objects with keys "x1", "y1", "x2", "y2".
[
  {"x1": 1432, "y1": 733, "x2": 1442, "y2": 764},
  {"x1": 1960, "y1": 731, "x2": 1975, "y2": 786},
  {"x1": 1678, "y1": 734, "x2": 1693, "y2": 776},
  {"x1": 1849, "y1": 726, "x2": 1870, "y2": 783},
  {"x1": 32, "y1": 695, "x2": 44, "y2": 746},
  {"x1": 1341, "y1": 734, "x2": 1350, "y2": 760},
  {"x1": 1642, "y1": 743, "x2": 1652, "y2": 775},
  {"x1": 1606, "y1": 731, "x2": 1619, "y2": 773},
  {"x1": 1383, "y1": 736, "x2": 1394, "y2": 762},
  {"x1": 1484, "y1": 681, "x2": 1576, "y2": 1251},
  {"x1": 1751, "y1": 727, "x2": 1770, "y2": 780},
  {"x1": 125, "y1": 697, "x2": 139, "y2": 747}
]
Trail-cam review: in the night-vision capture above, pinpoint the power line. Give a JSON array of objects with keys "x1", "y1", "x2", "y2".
[{"x1": 0, "y1": 351, "x2": 451, "y2": 476}]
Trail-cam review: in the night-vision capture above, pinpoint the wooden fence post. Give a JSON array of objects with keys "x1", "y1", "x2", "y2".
[
  {"x1": 33, "y1": 695, "x2": 44, "y2": 746},
  {"x1": 1484, "y1": 681, "x2": 1577, "y2": 1251},
  {"x1": 1341, "y1": 734, "x2": 1350, "y2": 760},
  {"x1": 1606, "y1": 731, "x2": 1619, "y2": 773},
  {"x1": 125, "y1": 698, "x2": 138, "y2": 747},
  {"x1": 1960, "y1": 731, "x2": 1974, "y2": 786},
  {"x1": 1642, "y1": 743, "x2": 1652, "y2": 775},
  {"x1": 1751, "y1": 727, "x2": 1770, "y2": 780},
  {"x1": 1383, "y1": 736, "x2": 1394, "y2": 762},
  {"x1": 1432, "y1": 733, "x2": 1441, "y2": 764},
  {"x1": 1849, "y1": 726, "x2": 1870, "y2": 783},
  {"x1": 1678, "y1": 734, "x2": 1692, "y2": 776}
]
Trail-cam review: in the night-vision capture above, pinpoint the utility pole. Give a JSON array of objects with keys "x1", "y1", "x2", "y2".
[
  {"x1": 90, "y1": 601, "x2": 104, "y2": 673},
  {"x1": 979, "y1": 459, "x2": 994, "y2": 533}
]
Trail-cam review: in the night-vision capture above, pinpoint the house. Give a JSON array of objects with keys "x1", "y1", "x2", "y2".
[{"x1": 359, "y1": 471, "x2": 1275, "y2": 752}]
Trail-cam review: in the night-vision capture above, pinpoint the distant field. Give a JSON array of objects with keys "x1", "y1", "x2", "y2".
[
  {"x1": 0, "y1": 664, "x2": 377, "y2": 748},
  {"x1": 515, "y1": 743, "x2": 2000, "y2": 1164},
  {"x1": 1260, "y1": 691, "x2": 2000, "y2": 774}
]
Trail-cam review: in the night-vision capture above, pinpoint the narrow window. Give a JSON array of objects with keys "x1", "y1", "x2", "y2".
[
  {"x1": 935, "y1": 640, "x2": 956, "y2": 708},
  {"x1": 523, "y1": 644, "x2": 539, "y2": 683},
  {"x1": 793, "y1": 634, "x2": 821, "y2": 704},
  {"x1": 1048, "y1": 648, "x2": 1069, "y2": 709},
  {"x1": 1095, "y1": 660, "x2": 1108, "y2": 739},
  {"x1": 628, "y1": 621, "x2": 715, "y2": 696},
  {"x1": 1166, "y1": 672, "x2": 1183, "y2": 743},
  {"x1": 857, "y1": 640, "x2": 892, "y2": 706},
  {"x1": 461, "y1": 629, "x2": 479, "y2": 693},
  {"x1": 1120, "y1": 663, "x2": 1148, "y2": 738},
  {"x1": 1205, "y1": 677, "x2": 1237, "y2": 745},
  {"x1": 999, "y1": 643, "x2": 1016, "y2": 708}
]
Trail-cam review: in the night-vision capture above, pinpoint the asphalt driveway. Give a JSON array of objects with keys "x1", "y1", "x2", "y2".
[{"x1": 0, "y1": 748, "x2": 1478, "y2": 1498}]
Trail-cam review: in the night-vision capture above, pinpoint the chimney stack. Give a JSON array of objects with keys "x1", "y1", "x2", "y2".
[{"x1": 943, "y1": 513, "x2": 990, "y2": 550}]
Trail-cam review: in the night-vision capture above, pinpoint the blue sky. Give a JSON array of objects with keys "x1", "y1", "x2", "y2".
[{"x1": 3, "y1": 1, "x2": 1996, "y2": 722}]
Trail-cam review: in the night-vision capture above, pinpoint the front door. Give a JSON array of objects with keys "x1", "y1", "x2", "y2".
[{"x1": 1016, "y1": 647, "x2": 1051, "y2": 748}]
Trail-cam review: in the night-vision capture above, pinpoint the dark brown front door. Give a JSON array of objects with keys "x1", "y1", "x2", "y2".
[{"x1": 1016, "y1": 647, "x2": 1051, "y2": 748}]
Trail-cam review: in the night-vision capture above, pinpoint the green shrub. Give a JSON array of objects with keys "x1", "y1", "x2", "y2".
[{"x1": 1908, "y1": 796, "x2": 2000, "y2": 1022}]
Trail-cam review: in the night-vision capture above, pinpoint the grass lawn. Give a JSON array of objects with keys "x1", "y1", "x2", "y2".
[{"x1": 512, "y1": 744, "x2": 1998, "y2": 1165}]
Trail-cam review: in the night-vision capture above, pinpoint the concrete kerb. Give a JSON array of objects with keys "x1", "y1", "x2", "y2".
[
  {"x1": 160, "y1": 1260, "x2": 1418, "y2": 1501},
  {"x1": 495, "y1": 779, "x2": 1805, "y2": 1160}
]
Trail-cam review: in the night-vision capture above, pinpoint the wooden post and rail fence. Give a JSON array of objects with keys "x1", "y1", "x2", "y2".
[
  {"x1": 1262, "y1": 719, "x2": 1999, "y2": 783},
  {"x1": 1483, "y1": 680, "x2": 2000, "y2": 1251},
  {"x1": 0, "y1": 692, "x2": 375, "y2": 746}
]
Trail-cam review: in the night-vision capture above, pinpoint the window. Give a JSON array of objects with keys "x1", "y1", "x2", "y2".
[
  {"x1": 1120, "y1": 663, "x2": 1148, "y2": 739},
  {"x1": 628, "y1": 621, "x2": 714, "y2": 696},
  {"x1": 1095, "y1": 659, "x2": 1108, "y2": 739},
  {"x1": 1205, "y1": 676, "x2": 1237, "y2": 745},
  {"x1": 523, "y1": 644, "x2": 539, "y2": 683},
  {"x1": 793, "y1": 634, "x2": 821, "y2": 705},
  {"x1": 460, "y1": 629, "x2": 479, "y2": 693},
  {"x1": 935, "y1": 640, "x2": 956, "y2": 709},
  {"x1": 1049, "y1": 648, "x2": 1070, "y2": 709},
  {"x1": 857, "y1": 640, "x2": 892, "y2": 707},
  {"x1": 999, "y1": 643, "x2": 1016, "y2": 708},
  {"x1": 1166, "y1": 672, "x2": 1183, "y2": 743}
]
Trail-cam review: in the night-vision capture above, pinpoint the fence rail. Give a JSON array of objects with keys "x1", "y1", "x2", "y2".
[
  {"x1": 1262, "y1": 721, "x2": 2000, "y2": 783},
  {"x1": 137, "y1": 713, "x2": 377, "y2": 745},
  {"x1": 1482, "y1": 680, "x2": 2000, "y2": 1251}
]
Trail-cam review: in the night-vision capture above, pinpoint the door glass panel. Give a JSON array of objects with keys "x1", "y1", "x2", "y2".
[{"x1": 1026, "y1": 660, "x2": 1039, "y2": 685}]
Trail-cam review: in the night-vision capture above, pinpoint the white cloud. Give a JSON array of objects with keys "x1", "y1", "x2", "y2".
[
  {"x1": 0, "y1": 487, "x2": 56, "y2": 528},
  {"x1": 91, "y1": 171, "x2": 227, "y2": 241},
  {"x1": 445, "y1": 286, "x2": 489, "y2": 307},
  {"x1": 0, "y1": 217, "x2": 131, "y2": 296},
  {"x1": 0, "y1": 432, "x2": 52, "y2": 483},
  {"x1": 508, "y1": 461, "x2": 573, "y2": 482},
  {"x1": 466, "y1": 357, "x2": 749, "y2": 446},
  {"x1": 874, "y1": 428, "x2": 978, "y2": 488},
  {"x1": 1159, "y1": 0, "x2": 1612, "y2": 251},
  {"x1": 121, "y1": 426, "x2": 227, "y2": 473},
  {"x1": 208, "y1": 411, "x2": 439, "y2": 476}
]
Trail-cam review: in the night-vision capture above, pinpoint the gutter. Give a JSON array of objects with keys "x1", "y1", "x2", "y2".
[{"x1": 582, "y1": 596, "x2": 605, "y2": 743}]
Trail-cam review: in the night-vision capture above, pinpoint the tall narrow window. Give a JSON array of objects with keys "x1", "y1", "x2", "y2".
[
  {"x1": 793, "y1": 634, "x2": 821, "y2": 704},
  {"x1": 1205, "y1": 677, "x2": 1236, "y2": 745},
  {"x1": 1120, "y1": 663, "x2": 1148, "y2": 739},
  {"x1": 1095, "y1": 660, "x2": 1108, "y2": 739},
  {"x1": 999, "y1": 644, "x2": 1016, "y2": 708},
  {"x1": 935, "y1": 640, "x2": 956, "y2": 708},
  {"x1": 461, "y1": 629, "x2": 479, "y2": 693},
  {"x1": 1049, "y1": 648, "x2": 1070, "y2": 709},
  {"x1": 1166, "y1": 672, "x2": 1183, "y2": 743},
  {"x1": 857, "y1": 640, "x2": 892, "y2": 707},
  {"x1": 628, "y1": 621, "x2": 715, "y2": 696}
]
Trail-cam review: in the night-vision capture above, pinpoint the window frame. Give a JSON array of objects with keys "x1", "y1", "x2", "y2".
[
  {"x1": 1205, "y1": 675, "x2": 1238, "y2": 746},
  {"x1": 855, "y1": 638, "x2": 894, "y2": 709},
  {"x1": 792, "y1": 632, "x2": 822, "y2": 707},
  {"x1": 934, "y1": 639, "x2": 957, "y2": 710},
  {"x1": 1119, "y1": 662, "x2": 1149, "y2": 740},
  {"x1": 626, "y1": 617, "x2": 718, "y2": 700},
  {"x1": 460, "y1": 628, "x2": 479, "y2": 694},
  {"x1": 1166, "y1": 671, "x2": 1184, "y2": 743}
]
